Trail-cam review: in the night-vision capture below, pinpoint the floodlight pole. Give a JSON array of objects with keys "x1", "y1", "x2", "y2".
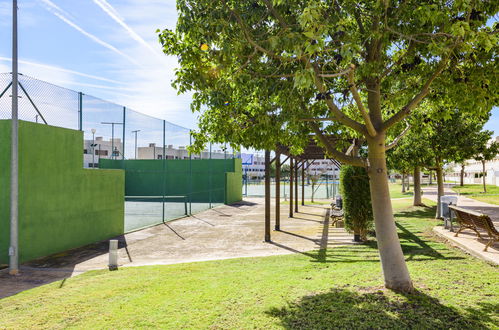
[
  {"x1": 9, "y1": 0, "x2": 19, "y2": 275},
  {"x1": 101, "y1": 122, "x2": 123, "y2": 160},
  {"x1": 91, "y1": 129, "x2": 96, "y2": 167},
  {"x1": 131, "y1": 130, "x2": 140, "y2": 159}
]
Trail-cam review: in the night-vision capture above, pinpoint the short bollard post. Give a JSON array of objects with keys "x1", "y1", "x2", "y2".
[{"x1": 108, "y1": 240, "x2": 118, "y2": 271}]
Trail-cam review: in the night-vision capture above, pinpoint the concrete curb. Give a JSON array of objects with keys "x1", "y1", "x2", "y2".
[{"x1": 432, "y1": 226, "x2": 498, "y2": 265}]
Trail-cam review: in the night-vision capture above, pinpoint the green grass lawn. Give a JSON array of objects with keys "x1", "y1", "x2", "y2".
[
  {"x1": 0, "y1": 199, "x2": 497, "y2": 329},
  {"x1": 389, "y1": 182, "x2": 414, "y2": 199},
  {"x1": 452, "y1": 184, "x2": 499, "y2": 205}
]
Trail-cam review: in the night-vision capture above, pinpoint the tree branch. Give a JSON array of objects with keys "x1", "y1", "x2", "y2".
[
  {"x1": 386, "y1": 27, "x2": 457, "y2": 44},
  {"x1": 353, "y1": 9, "x2": 366, "y2": 35},
  {"x1": 309, "y1": 122, "x2": 365, "y2": 167},
  {"x1": 383, "y1": 55, "x2": 451, "y2": 130},
  {"x1": 308, "y1": 61, "x2": 368, "y2": 135},
  {"x1": 385, "y1": 123, "x2": 411, "y2": 151},
  {"x1": 222, "y1": 1, "x2": 295, "y2": 62},
  {"x1": 262, "y1": 0, "x2": 288, "y2": 29},
  {"x1": 380, "y1": 42, "x2": 415, "y2": 79},
  {"x1": 317, "y1": 68, "x2": 351, "y2": 78},
  {"x1": 347, "y1": 64, "x2": 377, "y2": 137}
]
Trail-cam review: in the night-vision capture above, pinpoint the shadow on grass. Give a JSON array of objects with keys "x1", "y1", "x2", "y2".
[{"x1": 267, "y1": 288, "x2": 495, "y2": 329}]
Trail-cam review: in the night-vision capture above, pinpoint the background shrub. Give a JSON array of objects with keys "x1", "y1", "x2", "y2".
[{"x1": 339, "y1": 165, "x2": 373, "y2": 241}]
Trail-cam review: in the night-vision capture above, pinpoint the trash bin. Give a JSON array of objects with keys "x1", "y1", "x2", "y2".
[
  {"x1": 441, "y1": 195, "x2": 458, "y2": 230},
  {"x1": 335, "y1": 195, "x2": 343, "y2": 210}
]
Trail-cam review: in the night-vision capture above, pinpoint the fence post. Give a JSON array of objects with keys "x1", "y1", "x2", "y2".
[
  {"x1": 162, "y1": 120, "x2": 166, "y2": 222},
  {"x1": 209, "y1": 142, "x2": 212, "y2": 209},
  {"x1": 122, "y1": 107, "x2": 126, "y2": 160},
  {"x1": 78, "y1": 92, "x2": 83, "y2": 131},
  {"x1": 189, "y1": 131, "x2": 192, "y2": 215},
  {"x1": 9, "y1": 0, "x2": 19, "y2": 275}
]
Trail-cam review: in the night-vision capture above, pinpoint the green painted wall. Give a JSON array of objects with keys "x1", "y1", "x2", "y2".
[
  {"x1": 100, "y1": 158, "x2": 242, "y2": 204},
  {"x1": 0, "y1": 120, "x2": 124, "y2": 265}
]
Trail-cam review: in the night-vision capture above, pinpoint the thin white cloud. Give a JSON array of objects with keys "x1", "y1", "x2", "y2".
[
  {"x1": 0, "y1": 56, "x2": 125, "y2": 84},
  {"x1": 92, "y1": 0, "x2": 164, "y2": 61},
  {"x1": 37, "y1": 0, "x2": 74, "y2": 20},
  {"x1": 38, "y1": 0, "x2": 142, "y2": 67}
]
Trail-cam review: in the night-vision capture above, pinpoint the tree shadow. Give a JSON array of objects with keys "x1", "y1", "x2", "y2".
[
  {"x1": 267, "y1": 288, "x2": 495, "y2": 329},
  {"x1": 0, "y1": 235, "x2": 131, "y2": 299}
]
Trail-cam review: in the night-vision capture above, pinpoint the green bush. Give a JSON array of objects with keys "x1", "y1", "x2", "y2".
[{"x1": 339, "y1": 165, "x2": 373, "y2": 241}]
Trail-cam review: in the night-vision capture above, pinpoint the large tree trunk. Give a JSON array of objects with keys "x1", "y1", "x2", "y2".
[
  {"x1": 413, "y1": 166, "x2": 422, "y2": 206},
  {"x1": 429, "y1": 170, "x2": 433, "y2": 185},
  {"x1": 367, "y1": 136, "x2": 413, "y2": 292},
  {"x1": 482, "y1": 160, "x2": 487, "y2": 193},
  {"x1": 435, "y1": 159, "x2": 445, "y2": 219},
  {"x1": 460, "y1": 164, "x2": 465, "y2": 186},
  {"x1": 401, "y1": 173, "x2": 406, "y2": 193}
]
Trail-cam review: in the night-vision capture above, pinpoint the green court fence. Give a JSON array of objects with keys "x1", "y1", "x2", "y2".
[{"x1": 0, "y1": 72, "x2": 242, "y2": 233}]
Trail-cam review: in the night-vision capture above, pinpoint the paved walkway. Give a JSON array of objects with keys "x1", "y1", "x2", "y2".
[
  {"x1": 0, "y1": 198, "x2": 353, "y2": 299},
  {"x1": 422, "y1": 186, "x2": 499, "y2": 265}
]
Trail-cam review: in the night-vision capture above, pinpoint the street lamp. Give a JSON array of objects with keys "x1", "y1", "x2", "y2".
[
  {"x1": 131, "y1": 130, "x2": 140, "y2": 159},
  {"x1": 101, "y1": 122, "x2": 123, "y2": 160},
  {"x1": 91, "y1": 128, "x2": 96, "y2": 168}
]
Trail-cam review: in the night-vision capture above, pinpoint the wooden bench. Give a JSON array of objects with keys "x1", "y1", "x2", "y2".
[
  {"x1": 449, "y1": 205, "x2": 499, "y2": 251},
  {"x1": 330, "y1": 208, "x2": 344, "y2": 228}
]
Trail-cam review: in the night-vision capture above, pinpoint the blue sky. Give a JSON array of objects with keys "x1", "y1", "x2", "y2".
[
  {"x1": 0, "y1": 0, "x2": 497, "y2": 135},
  {"x1": 0, "y1": 0, "x2": 196, "y2": 128}
]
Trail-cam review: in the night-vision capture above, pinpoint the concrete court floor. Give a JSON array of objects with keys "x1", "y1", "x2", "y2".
[{"x1": 0, "y1": 197, "x2": 353, "y2": 299}]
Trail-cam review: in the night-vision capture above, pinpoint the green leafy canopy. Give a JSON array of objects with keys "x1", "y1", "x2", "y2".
[{"x1": 159, "y1": 0, "x2": 498, "y2": 164}]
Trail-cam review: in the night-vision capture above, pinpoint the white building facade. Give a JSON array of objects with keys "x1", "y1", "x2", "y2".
[
  {"x1": 83, "y1": 137, "x2": 123, "y2": 168},
  {"x1": 243, "y1": 154, "x2": 340, "y2": 180},
  {"x1": 449, "y1": 136, "x2": 499, "y2": 186},
  {"x1": 137, "y1": 144, "x2": 228, "y2": 160}
]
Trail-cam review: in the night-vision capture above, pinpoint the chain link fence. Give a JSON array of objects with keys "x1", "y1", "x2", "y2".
[{"x1": 0, "y1": 72, "x2": 238, "y2": 232}]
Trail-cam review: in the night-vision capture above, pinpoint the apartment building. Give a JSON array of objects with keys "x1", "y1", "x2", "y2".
[{"x1": 83, "y1": 137, "x2": 123, "y2": 168}]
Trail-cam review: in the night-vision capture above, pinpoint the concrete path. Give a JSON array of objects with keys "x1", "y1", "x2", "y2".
[
  {"x1": 0, "y1": 198, "x2": 353, "y2": 299},
  {"x1": 422, "y1": 186, "x2": 499, "y2": 265}
]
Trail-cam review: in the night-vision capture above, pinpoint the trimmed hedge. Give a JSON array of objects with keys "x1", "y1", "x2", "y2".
[{"x1": 339, "y1": 165, "x2": 373, "y2": 241}]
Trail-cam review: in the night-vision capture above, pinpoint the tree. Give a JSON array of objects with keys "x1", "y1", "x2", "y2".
[
  {"x1": 160, "y1": 1, "x2": 498, "y2": 292},
  {"x1": 399, "y1": 107, "x2": 492, "y2": 218},
  {"x1": 387, "y1": 124, "x2": 432, "y2": 207},
  {"x1": 473, "y1": 141, "x2": 499, "y2": 193}
]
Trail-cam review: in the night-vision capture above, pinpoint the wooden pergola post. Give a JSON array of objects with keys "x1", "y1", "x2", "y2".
[
  {"x1": 275, "y1": 152, "x2": 280, "y2": 231},
  {"x1": 301, "y1": 161, "x2": 305, "y2": 206},
  {"x1": 289, "y1": 158, "x2": 294, "y2": 218},
  {"x1": 294, "y1": 160, "x2": 299, "y2": 213},
  {"x1": 264, "y1": 150, "x2": 271, "y2": 242}
]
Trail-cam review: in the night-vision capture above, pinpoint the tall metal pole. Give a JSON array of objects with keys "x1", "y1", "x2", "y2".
[
  {"x1": 289, "y1": 158, "x2": 293, "y2": 218},
  {"x1": 264, "y1": 150, "x2": 271, "y2": 242},
  {"x1": 294, "y1": 161, "x2": 298, "y2": 213},
  {"x1": 111, "y1": 123, "x2": 114, "y2": 160},
  {"x1": 78, "y1": 92, "x2": 83, "y2": 131},
  {"x1": 132, "y1": 130, "x2": 140, "y2": 159},
  {"x1": 122, "y1": 107, "x2": 126, "y2": 160},
  {"x1": 301, "y1": 162, "x2": 305, "y2": 206},
  {"x1": 162, "y1": 120, "x2": 166, "y2": 223},
  {"x1": 209, "y1": 142, "x2": 212, "y2": 208},
  {"x1": 9, "y1": 0, "x2": 19, "y2": 275},
  {"x1": 91, "y1": 129, "x2": 96, "y2": 167},
  {"x1": 275, "y1": 152, "x2": 280, "y2": 231},
  {"x1": 189, "y1": 131, "x2": 192, "y2": 215},
  {"x1": 101, "y1": 122, "x2": 123, "y2": 160}
]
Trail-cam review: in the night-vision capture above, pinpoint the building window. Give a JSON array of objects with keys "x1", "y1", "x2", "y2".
[
  {"x1": 96, "y1": 150, "x2": 108, "y2": 156},
  {"x1": 157, "y1": 155, "x2": 163, "y2": 159},
  {"x1": 83, "y1": 149, "x2": 88, "y2": 154}
]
